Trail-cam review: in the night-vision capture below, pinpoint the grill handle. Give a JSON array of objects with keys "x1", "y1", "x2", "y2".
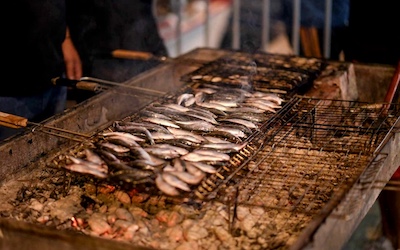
[
  {"x1": 51, "y1": 77, "x2": 102, "y2": 92},
  {"x1": 0, "y1": 111, "x2": 28, "y2": 128}
]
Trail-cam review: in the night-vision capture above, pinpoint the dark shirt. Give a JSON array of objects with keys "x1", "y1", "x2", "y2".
[
  {"x1": 67, "y1": 0, "x2": 168, "y2": 82},
  {"x1": 345, "y1": 0, "x2": 400, "y2": 65},
  {"x1": 4, "y1": 0, "x2": 66, "y2": 96}
]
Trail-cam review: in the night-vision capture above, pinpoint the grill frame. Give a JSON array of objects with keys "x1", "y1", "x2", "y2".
[{"x1": 0, "y1": 48, "x2": 398, "y2": 250}]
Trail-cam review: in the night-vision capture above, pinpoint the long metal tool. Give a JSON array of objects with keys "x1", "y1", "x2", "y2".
[
  {"x1": 52, "y1": 76, "x2": 166, "y2": 97},
  {"x1": 100, "y1": 49, "x2": 210, "y2": 65},
  {"x1": 0, "y1": 111, "x2": 91, "y2": 141}
]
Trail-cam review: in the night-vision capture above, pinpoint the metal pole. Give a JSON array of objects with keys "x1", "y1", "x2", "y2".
[
  {"x1": 292, "y1": 0, "x2": 301, "y2": 55},
  {"x1": 170, "y1": 0, "x2": 183, "y2": 56},
  {"x1": 323, "y1": 0, "x2": 332, "y2": 58},
  {"x1": 261, "y1": 0, "x2": 270, "y2": 51},
  {"x1": 205, "y1": 0, "x2": 210, "y2": 47},
  {"x1": 232, "y1": 0, "x2": 240, "y2": 49}
]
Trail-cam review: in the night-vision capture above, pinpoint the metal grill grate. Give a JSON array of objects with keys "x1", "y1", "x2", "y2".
[{"x1": 180, "y1": 51, "x2": 327, "y2": 95}]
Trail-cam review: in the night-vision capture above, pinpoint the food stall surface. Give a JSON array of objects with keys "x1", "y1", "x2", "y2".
[{"x1": 0, "y1": 48, "x2": 398, "y2": 250}]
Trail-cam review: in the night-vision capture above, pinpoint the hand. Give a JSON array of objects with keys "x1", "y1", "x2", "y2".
[{"x1": 62, "y1": 31, "x2": 82, "y2": 80}]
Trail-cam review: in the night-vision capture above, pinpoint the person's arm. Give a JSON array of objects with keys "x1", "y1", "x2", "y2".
[{"x1": 62, "y1": 27, "x2": 82, "y2": 80}]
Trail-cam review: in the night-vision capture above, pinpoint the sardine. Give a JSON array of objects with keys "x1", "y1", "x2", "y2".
[
  {"x1": 69, "y1": 155, "x2": 108, "y2": 174},
  {"x1": 155, "y1": 174, "x2": 180, "y2": 196},
  {"x1": 163, "y1": 103, "x2": 190, "y2": 112},
  {"x1": 97, "y1": 142, "x2": 131, "y2": 154},
  {"x1": 150, "y1": 132, "x2": 175, "y2": 141},
  {"x1": 84, "y1": 148, "x2": 105, "y2": 165},
  {"x1": 246, "y1": 98, "x2": 282, "y2": 109},
  {"x1": 190, "y1": 162, "x2": 217, "y2": 174},
  {"x1": 171, "y1": 158, "x2": 186, "y2": 172},
  {"x1": 168, "y1": 170, "x2": 205, "y2": 185},
  {"x1": 161, "y1": 172, "x2": 191, "y2": 192},
  {"x1": 64, "y1": 163, "x2": 108, "y2": 178},
  {"x1": 192, "y1": 149, "x2": 231, "y2": 160},
  {"x1": 218, "y1": 118, "x2": 258, "y2": 129},
  {"x1": 228, "y1": 106, "x2": 265, "y2": 114},
  {"x1": 114, "y1": 121, "x2": 171, "y2": 134},
  {"x1": 145, "y1": 145, "x2": 187, "y2": 160},
  {"x1": 177, "y1": 93, "x2": 195, "y2": 106},
  {"x1": 204, "y1": 135, "x2": 230, "y2": 144},
  {"x1": 167, "y1": 127, "x2": 206, "y2": 142},
  {"x1": 141, "y1": 117, "x2": 180, "y2": 128},
  {"x1": 110, "y1": 169, "x2": 155, "y2": 184},
  {"x1": 200, "y1": 142, "x2": 247, "y2": 152},
  {"x1": 209, "y1": 99, "x2": 238, "y2": 108},
  {"x1": 226, "y1": 112, "x2": 269, "y2": 123},
  {"x1": 215, "y1": 126, "x2": 247, "y2": 138},
  {"x1": 139, "y1": 109, "x2": 172, "y2": 120},
  {"x1": 181, "y1": 151, "x2": 230, "y2": 162},
  {"x1": 243, "y1": 102, "x2": 277, "y2": 113},
  {"x1": 175, "y1": 120, "x2": 216, "y2": 132},
  {"x1": 251, "y1": 92, "x2": 284, "y2": 105}
]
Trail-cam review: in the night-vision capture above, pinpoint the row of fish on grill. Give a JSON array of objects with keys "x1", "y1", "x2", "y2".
[{"x1": 60, "y1": 83, "x2": 285, "y2": 196}]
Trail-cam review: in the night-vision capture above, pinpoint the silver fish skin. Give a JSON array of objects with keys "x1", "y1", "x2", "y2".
[
  {"x1": 246, "y1": 98, "x2": 282, "y2": 109},
  {"x1": 204, "y1": 136, "x2": 230, "y2": 144},
  {"x1": 141, "y1": 117, "x2": 180, "y2": 128},
  {"x1": 102, "y1": 131, "x2": 143, "y2": 141},
  {"x1": 168, "y1": 170, "x2": 205, "y2": 185},
  {"x1": 155, "y1": 174, "x2": 180, "y2": 196},
  {"x1": 196, "y1": 99, "x2": 232, "y2": 112},
  {"x1": 98, "y1": 142, "x2": 131, "y2": 154},
  {"x1": 163, "y1": 103, "x2": 190, "y2": 112},
  {"x1": 185, "y1": 162, "x2": 205, "y2": 176},
  {"x1": 115, "y1": 121, "x2": 171, "y2": 134},
  {"x1": 184, "y1": 112, "x2": 219, "y2": 125},
  {"x1": 171, "y1": 158, "x2": 186, "y2": 172},
  {"x1": 175, "y1": 120, "x2": 216, "y2": 132},
  {"x1": 190, "y1": 162, "x2": 217, "y2": 174},
  {"x1": 219, "y1": 118, "x2": 258, "y2": 129},
  {"x1": 177, "y1": 93, "x2": 195, "y2": 106},
  {"x1": 161, "y1": 172, "x2": 191, "y2": 192},
  {"x1": 200, "y1": 142, "x2": 248, "y2": 152},
  {"x1": 131, "y1": 146, "x2": 165, "y2": 166},
  {"x1": 215, "y1": 126, "x2": 247, "y2": 138},
  {"x1": 183, "y1": 96, "x2": 196, "y2": 107},
  {"x1": 150, "y1": 132, "x2": 175, "y2": 141},
  {"x1": 139, "y1": 109, "x2": 172, "y2": 120},
  {"x1": 84, "y1": 148, "x2": 105, "y2": 165},
  {"x1": 194, "y1": 87, "x2": 217, "y2": 95},
  {"x1": 228, "y1": 106, "x2": 265, "y2": 114},
  {"x1": 192, "y1": 107, "x2": 218, "y2": 118},
  {"x1": 227, "y1": 112, "x2": 269, "y2": 123},
  {"x1": 208, "y1": 99, "x2": 238, "y2": 108},
  {"x1": 167, "y1": 127, "x2": 206, "y2": 142},
  {"x1": 145, "y1": 147, "x2": 185, "y2": 160},
  {"x1": 148, "y1": 144, "x2": 189, "y2": 155},
  {"x1": 193, "y1": 149, "x2": 231, "y2": 160},
  {"x1": 251, "y1": 92, "x2": 284, "y2": 105},
  {"x1": 181, "y1": 152, "x2": 230, "y2": 162},
  {"x1": 69, "y1": 155, "x2": 108, "y2": 174},
  {"x1": 243, "y1": 102, "x2": 277, "y2": 113},
  {"x1": 64, "y1": 163, "x2": 108, "y2": 178}
]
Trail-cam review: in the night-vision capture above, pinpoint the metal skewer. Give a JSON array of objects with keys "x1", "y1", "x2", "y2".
[
  {"x1": 0, "y1": 111, "x2": 91, "y2": 141},
  {"x1": 51, "y1": 76, "x2": 166, "y2": 98}
]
